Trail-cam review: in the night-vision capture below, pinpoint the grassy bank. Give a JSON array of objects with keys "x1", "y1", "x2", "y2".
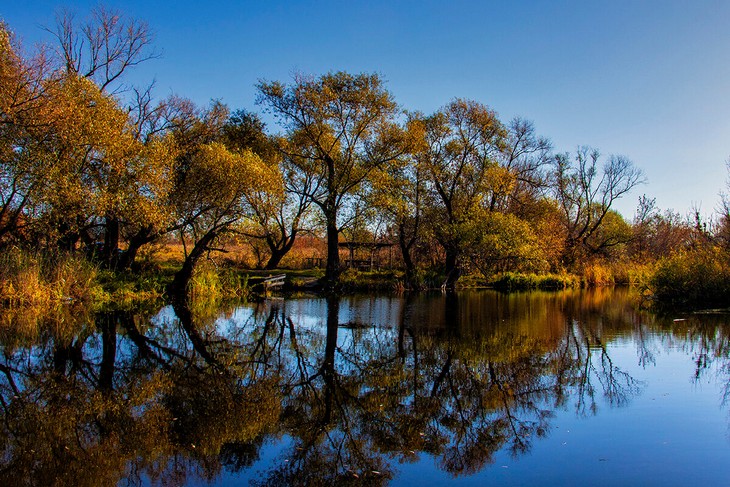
[
  {"x1": 490, "y1": 272, "x2": 581, "y2": 291},
  {"x1": 0, "y1": 245, "x2": 673, "y2": 314}
]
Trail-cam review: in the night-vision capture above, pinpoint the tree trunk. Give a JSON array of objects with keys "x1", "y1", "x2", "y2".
[
  {"x1": 169, "y1": 230, "x2": 218, "y2": 298},
  {"x1": 98, "y1": 313, "x2": 117, "y2": 392},
  {"x1": 263, "y1": 231, "x2": 297, "y2": 270},
  {"x1": 443, "y1": 246, "x2": 460, "y2": 289},
  {"x1": 171, "y1": 296, "x2": 221, "y2": 368},
  {"x1": 116, "y1": 226, "x2": 156, "y2": 271},
  {"x1": 398, "y1": 223, "x2": 417, "y2": 289},
  {"x1": 324, "y1": 212, "x2": 340, "y2": 290},
  {"x1": 264, "y1": 249, "x2": 286, "y2": 270},
  {"x1": 102, "y1": 215, "x2": 120, "y2": 267},
  {"x1": 57, "y1": 220, "x2": 79, "y2": 252},
  {"x1": 321, "y1": 295, "x2": 339, "y2": 425}
]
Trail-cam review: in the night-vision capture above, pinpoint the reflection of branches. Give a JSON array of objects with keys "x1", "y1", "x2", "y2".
[
  {"x1": 258, "y1": 297, "x2": 398, "y2": 485},
  {"x1": 566, "y1": 319, "x2": 643, "y2": 415},
  {"x1": 670, "y1": 318, "x2": 730, "y2": 409},
  {"x1": 0, "y1": 291, "x2": 663, "y2": 485},
  {"x1": 634, "y1": 321, "x2": 656, "y2": 368},
  {"x1": 120, "y1": 313, "x2": 185, "y2": 369},
  {"x1": 0, "y1": 300, "x2": 284, "y2": 487}
]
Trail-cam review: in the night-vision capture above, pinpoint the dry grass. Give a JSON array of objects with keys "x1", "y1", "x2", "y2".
[{"x1": 0, "y1": 248, "x2": 100, "y2": 307}]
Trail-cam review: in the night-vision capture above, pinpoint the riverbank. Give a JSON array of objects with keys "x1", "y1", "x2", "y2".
[{"x1": 2, "y1": 244, "x2": 724, "y2": 313}]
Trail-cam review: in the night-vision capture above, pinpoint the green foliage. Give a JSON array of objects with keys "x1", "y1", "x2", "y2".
[
  {"x1": 407, "y1": 268, "x2": 446, "y2": 290},
  {"x1": 492, "y1": 272, "x2": 579, "y2": 291},
  {"x1": 189, "y1": 263, "x2": 250, "y2": 300},
  {"x1": 649, "y1": 246, "x2": 730, "y2": 309},
  {"x1": 464, "y1": 211, "x2": 548, "y2": 275},
  {"x1": 95, "y1": 268, "x2": 170, "y2": 305},
  {"x1": 338, "y1": 268, "x2": 403, "y2": 291}
]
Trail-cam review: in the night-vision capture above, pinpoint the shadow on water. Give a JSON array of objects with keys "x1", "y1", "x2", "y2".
[{"x1": 0, "y1": 288, "x2": 728, "y2": 485}]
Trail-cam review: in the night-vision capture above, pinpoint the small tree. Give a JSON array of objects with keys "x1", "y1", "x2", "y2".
[
  {"x1": 222, "y1": 110, "x2": 312, "y2": 269},
  {"x1": 168, "y1": 141, "x2": 279, "y2": 296},
  {"x1": 552, "y1": 147, "x2": 644, "y2": 267},
  {"x1": 257, "y1": 72, "x2": 408, "y2": 289}
]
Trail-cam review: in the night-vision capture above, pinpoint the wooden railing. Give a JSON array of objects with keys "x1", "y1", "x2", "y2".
[{"x1": 260, "y1": 274, "x2": 286, "y2": 291}]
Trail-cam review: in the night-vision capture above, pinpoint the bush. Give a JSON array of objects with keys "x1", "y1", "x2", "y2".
[
  {"x1": 338, "y1": 268, "x2": 401, "y2": 291},
  {"x1": 649, "y1": 246, "x2": 730, "y2": 309},
  {"x1": 491, "y1": 272, "x2": 579, "y2": 291},
  {"x1": 190, "y1": 262, "x2": 250, "y2": 300},
  {"x1": 582, "y1": 262, "x2": 614, "y2": 286}
]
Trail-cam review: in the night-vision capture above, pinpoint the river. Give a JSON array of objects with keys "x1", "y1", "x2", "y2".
[{"x1": 1, "y1": 288, "x2": 728, "y2": 485}]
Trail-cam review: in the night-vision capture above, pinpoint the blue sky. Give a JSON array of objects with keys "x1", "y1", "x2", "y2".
[{"x1": 4, "y1": 1, "x2": 730, "y2": 218}]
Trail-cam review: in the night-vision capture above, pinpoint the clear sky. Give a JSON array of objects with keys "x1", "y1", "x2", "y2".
[{"x1": 4, "y1": 1, "x2": 730, "y2": 219}]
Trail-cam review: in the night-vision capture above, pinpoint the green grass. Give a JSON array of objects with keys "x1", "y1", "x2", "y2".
[
  {"x1": 189, "y1": 263, "x2": 252, "y2": 300},
  {"x1": 491, "y1": 272, "x2": 580, "y2": 291}
]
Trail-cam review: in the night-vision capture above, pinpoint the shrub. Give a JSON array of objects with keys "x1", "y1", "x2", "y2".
[
  {"x1": 190, "y1": 262, "x2": 250, "y2": 300},
  {"x1": 491, "y1": 272, "x2": 579, "y2": 291},
  {"x1": 649, "y1": 245, "x2": 730, "y2": 308},
  {"x1": 582, "y1": 262, "x2": 614, "y2": 286}
]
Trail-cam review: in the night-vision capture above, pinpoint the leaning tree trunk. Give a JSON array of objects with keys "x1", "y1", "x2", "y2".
[
  {"x1": 168, "y1": 230, "x2": 218, "y2": 298},
  {"x1": 116, "y1": 226, "x2": 157, "y2": 271},
  {"x1": 263, "y1": 231, "x2": 297, "y2": 270}
]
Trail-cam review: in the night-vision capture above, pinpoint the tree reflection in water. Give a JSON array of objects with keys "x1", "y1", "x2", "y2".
[
  {"x1": 0, "y1": 299, "x2": 281, "y2": 487},
  {"x1": 0, "y1": 290, "x2": 728, "y2": 485}
]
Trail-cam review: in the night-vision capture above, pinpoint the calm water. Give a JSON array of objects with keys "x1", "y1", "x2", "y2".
[{"x1": 1, "y1": 289, "x2": 729, "y2": 486}]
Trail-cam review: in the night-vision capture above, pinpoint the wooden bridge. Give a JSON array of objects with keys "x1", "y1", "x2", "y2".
[{"x1": 250, "y1": 274, "x2": 287, "y2": 292}]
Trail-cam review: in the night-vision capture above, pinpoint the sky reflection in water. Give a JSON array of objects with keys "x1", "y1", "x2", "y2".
[{"x1": 0, "y1": 289, "x2": 729, "y2": 486}]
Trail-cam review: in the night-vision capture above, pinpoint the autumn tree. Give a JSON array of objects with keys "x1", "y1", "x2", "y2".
[
  {"x1": 716, "y1": 161, "x2": 730, "y2": 249},
  {"x1": 167, "y1": 102, "x2": 280, "y2": 296},
  {"x1": 0, "y1": 23, "x2": 143, "y2": 256},
  {"x1": 492, "y1": 117, "x2": 552, "y2": 213},
  {"x1": 46, "y1": 6, "x2": 158, "y2": 95},
  {"x1": 222, "y1": 110, "x2": 312, "y2": 269},
  {"x1": 45, "y1": 6, "x2": 178, "y2": 270},
  {"x1": 417, "y1": 100, "x2": 507, "y2": 287},
  {"x1": 0, "y1": 7, "x2": 170, "y2": 268},
  {"x1": 41, "y1": 74, "x2": 141, "y2": 253},
  {"x1": 552, "y1": 147, "x2": 644, "y2": 266},
  {"x1": 368, "y1": 116, "x2": 428, "y2": 287},
  {"x1": 257, "y1": 72, "x2": 408, "y2": 288},
  {"x1": 462, "y1": 210, "x2": 546, "y2": 275},
  {"x1": 0, "y1": 23, "x2": 55, "y2": 247}
]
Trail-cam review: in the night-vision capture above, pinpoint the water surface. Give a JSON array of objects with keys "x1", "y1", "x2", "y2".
[{"x1": 1, "y1": 289, "x2": 728, "y2": 486}]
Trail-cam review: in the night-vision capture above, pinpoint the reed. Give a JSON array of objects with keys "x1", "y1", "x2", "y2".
[
  {"x1": 491, "y1": 272, "x2": 580, "y2": 291},
  {"x1": 189, "y1": 262, "x2": 251, "y2": 300},
  {"x1": 0, "y1": 248, "x2": 100, "y2": 306}
]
